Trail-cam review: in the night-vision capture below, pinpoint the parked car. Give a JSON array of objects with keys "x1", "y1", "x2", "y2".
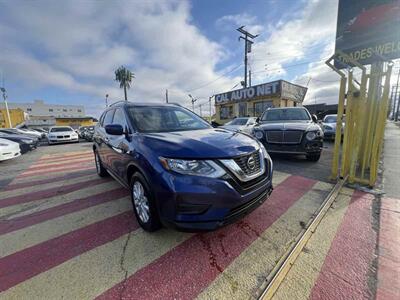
[
  {"x1": 253, "y1": 107, "x2": 323, "y2": 161},
  {"x1": 0, "y1": 133, "x2": 38, "y2": 154},
  {"x1": 16, "y1": 128, "x2": 43, "y2": 139},
  {"x1": 0, "y1": 138, "x2": 21, "y2": 161},
  {"x1": 93, "y1": 102, "x2": 273, "y2": 232},
  {"x1": 83, "y1": 126, "x2": 95, "y2": 141},
  {"x1": 30, "y1": 128, "x2": 48, "y2": 139},
  {"x1": 221, "y1": 117, "x2": 257, "y2": 134},
  {"x1": 47, "y1": 126, "x2": 79, "y2": 145},
  {"x1": 321, "y1": 114, "x2": 344, "y2": 140},
  {"x1": 0, "y1": 128, "x2": 41, "y2": 141}
]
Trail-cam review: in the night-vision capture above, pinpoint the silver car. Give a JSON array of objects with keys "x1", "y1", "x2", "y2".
[
  {"x1": 221, "y1": 117, "x2": 257, "y2": 134},
  {"x1": 322, "y1": 114, "x2": 344, "y2": 140}
]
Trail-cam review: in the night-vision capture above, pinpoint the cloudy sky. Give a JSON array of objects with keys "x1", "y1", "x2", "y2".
[{"x1": 0, "y1": 0, "x2": 342, "y2": 117}]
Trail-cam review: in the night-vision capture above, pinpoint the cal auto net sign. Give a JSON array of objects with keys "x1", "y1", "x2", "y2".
[
  {"x1": 215, "y1": 80, "x2": 307, "y2": 105},
  {"x1": 335, "y1": 0, "x2": 400, "y2": 67},
  {"x1": 215, "y1": 81, "x2": 280, "y2": 104}
]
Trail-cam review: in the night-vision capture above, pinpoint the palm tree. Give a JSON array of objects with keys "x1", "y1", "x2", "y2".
[{"x1": 115, "y1": 66, "x2": 134, "y2": 101}]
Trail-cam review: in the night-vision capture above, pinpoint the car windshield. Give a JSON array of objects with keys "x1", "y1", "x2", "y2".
[
  {"x1": 261, "y1": 109, "x2": 310, "y2": 121},
  {"x1": 324, "y1": 116, "x2": 337, "y2": 123},
  {"x1": 226, "y1": 118, "x2": 248, "y2": 125},
  {"x1": 50, "y1": 127, "x2": 72, "y2": 132},
  {"x1": 127, "y1": 106, "x2": 211, "y2": 133}
]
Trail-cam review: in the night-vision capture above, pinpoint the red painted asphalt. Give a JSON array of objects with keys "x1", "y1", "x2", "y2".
[
  {"x1": 36, "y1": 152, "x2": 93, "y2": 163},
  {"x1": 0, "y1": 211, "x2": 138, "y2": 292},
  {"x1": 376, "y1": 197, "x2": 400, "y2": 300},
  {"x1": 97, "y1": 175, "x2": 316, "y2": 300},
  {"x1": 2, "y1": 169, "x2": 95, "y2": 191},
  {"x1": 0, "y1": 188, "x2": 128, "y2": 235},
  {"x1": 311, "y1": 191, "x2": 376, "y2": 299},
  {"x1": 16, "y1": 165, "x2": 95, "y2": 178},
  {"x1": 0, "y1": 177, "x2": 110, "y2": 209}
]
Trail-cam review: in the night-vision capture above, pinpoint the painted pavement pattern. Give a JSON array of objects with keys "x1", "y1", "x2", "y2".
[{"x1": 0, "y1": 150, "x2": 397, "y2": 299}]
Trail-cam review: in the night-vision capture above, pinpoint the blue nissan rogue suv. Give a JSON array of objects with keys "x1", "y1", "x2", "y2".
[{"x1": 93, "y1": 101, "x2": 273, "y2": 232}]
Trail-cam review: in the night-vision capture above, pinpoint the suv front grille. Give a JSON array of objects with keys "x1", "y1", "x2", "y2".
[
  {"x1": 219, "y1": 150, "x2": 266, "y2": 182},
  {"x1": 266, "y1": 130, "x2": 303, "y2": 144},
  {"x1": 233, "y1": 151, "x2": 261, "y2": 175}
]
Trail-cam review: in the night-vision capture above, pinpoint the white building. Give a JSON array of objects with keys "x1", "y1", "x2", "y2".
[{"x1": 0, "y1": 100, "x2": 85, "y2": 118}]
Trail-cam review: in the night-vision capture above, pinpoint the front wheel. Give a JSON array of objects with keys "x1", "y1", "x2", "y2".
[
  {"x1": 130, "y1": 172, "x2": 161, "y2": 232},
  {"x1": 94, "y1": 150, "x2": 108, "y2": 177},
  {"x1": 306, "y1": 153, "x2": 321, "y2": 162}
]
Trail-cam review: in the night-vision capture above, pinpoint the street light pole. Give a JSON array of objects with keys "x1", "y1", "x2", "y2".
[
  {"x1": 237, "y1": 26, "x2": 258, "y2": 88},
  {"x1": 188, "y1": 94, "x2": 197, "y2": 112},
  {"x1": 0, "y1": 87, "x2": 12, "y2": 128}
]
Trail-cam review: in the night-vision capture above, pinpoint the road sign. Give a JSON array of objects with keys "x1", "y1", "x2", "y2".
[{"x1": 335, "y1": 0, "x2": 400, "y2": 68}]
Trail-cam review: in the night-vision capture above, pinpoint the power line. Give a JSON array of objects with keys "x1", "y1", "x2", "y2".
[{"x1": 186, "y1": 64, "x2": 243, "y2": 93}]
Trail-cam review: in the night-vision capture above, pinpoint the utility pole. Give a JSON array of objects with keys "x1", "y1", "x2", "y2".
[
  {"x1": 199, "y1": 104, "x2": 202, "y2": 117},
  {"x1": 0, "y1": 87, "x2": 12, "y2": 128},
  {"x1": 105, "y1": 94, "x2": 109, "y2": 108},
  {"x1": 394, "y1": 66, "x2": 400, "y2": 121},
  {"x1": 209, "y1": 96, "x2": 213, "y2": 124},
  {"x1": 188, "y1": 94, "x2": 197, "y2": 112},
  {"x1": 237, "y1": 26, "x2": 258, "y2": 88},
  {"x1": 249, "y1": 70, "x2": 252, "y2": 87},
  {"x1": 165, "y1": 89, "x2": 169, "y2": 103}
]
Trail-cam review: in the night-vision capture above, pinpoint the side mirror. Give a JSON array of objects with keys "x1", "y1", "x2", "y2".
[
  {"x1": 105, "y1": 124, "x2": 124, "y2": 135},
  {"x1": 312, "y1": 115, "x2": 318, "y2": 123},
  {"x1": 256, "y1": 117, "x2": 260, "y2": 123}
]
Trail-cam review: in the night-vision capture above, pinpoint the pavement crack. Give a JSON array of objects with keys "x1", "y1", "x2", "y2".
[{"x1": 118, "y1": 231, "x2": 132, "y2": 300}]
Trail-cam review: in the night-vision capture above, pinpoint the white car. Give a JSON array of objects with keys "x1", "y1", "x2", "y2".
[
  {"x1": 0, "y1": 138, "x2": 21, "y2": 161},
  {"x1": 47, "y1": 126, "x2": 79, "y2": 145},
  {"x1": 221, "y1": 117, "x2": 257, "y2": 134}
]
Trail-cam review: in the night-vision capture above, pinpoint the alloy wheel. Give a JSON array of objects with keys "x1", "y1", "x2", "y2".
[{"x1": 132, "y1": 181, "x2": 150, "y2": 223}]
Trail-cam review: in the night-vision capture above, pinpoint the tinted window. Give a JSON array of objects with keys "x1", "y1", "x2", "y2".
[
  {"x1": 103, "y1": 109, "x2": 115, "y2": 126},
  {"x1": 112, "y1": 108, "x2": 127, "y2": 129},
  {"x1": 324, "y1": 116, "x2": 337, "y2": 123},
  {"x1": 226, "y1": 118, "x2": 248, "y2": 125},
  {"x1": 261, "y1": 109, "x2": 310, "y2": 121},
  {"x1": 50, "y1": 127, "x2": 73, "y2": 132},
  {"x1": 127, "y1": 106, "x2": 210, "y2": 133}
]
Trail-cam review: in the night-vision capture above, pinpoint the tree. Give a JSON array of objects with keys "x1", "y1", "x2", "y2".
[{"x1": 115, "y1": 66, "x2": 134, "y2": 101}]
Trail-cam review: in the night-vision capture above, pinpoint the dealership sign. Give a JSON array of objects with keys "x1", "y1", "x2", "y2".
[
  {"x1": 215, "y1": 80, "x2": 307, "y2": 105},
  {"x1": 335, "y1": 0, "x2": 400, "y2": 67}
]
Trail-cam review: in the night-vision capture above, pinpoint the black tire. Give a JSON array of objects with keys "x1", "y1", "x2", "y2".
[
  {"x1": 306, "y1": 153, "x2": 321, "y2": 162},
  {"x1": 94, "y1": 150, "x2": 108, "y2": 177},
  {"x1": 130, "y1": 172, "x2": 161, "y2": 232}
]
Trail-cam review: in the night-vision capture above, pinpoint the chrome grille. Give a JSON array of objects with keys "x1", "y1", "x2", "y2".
[
  {"x1": 233, "y1": 151, "x2": 261, "y2": 175},
  {"x1": 219, "y1": 150, "x2": 266, "y2": 182},
  {"x1": 266, "y1": 131, "x2": 303, "y2": 144}
]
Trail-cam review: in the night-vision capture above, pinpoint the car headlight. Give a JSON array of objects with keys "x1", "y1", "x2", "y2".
[
  {"x1": 159, "y1": 158, "x2": 226, "y2": 178},
  {"x1": 306, "y1": 131, "x2": 317, "y2": 141},
  {"x1": 254, "y1": 131, "x2": 263, "y2": 140},
  {"x1": 22, "y1": 139, "x2": 33, "y2": 144},
  {"x1": 0, "y1": 143, "x2": 9, "y2": 146}
]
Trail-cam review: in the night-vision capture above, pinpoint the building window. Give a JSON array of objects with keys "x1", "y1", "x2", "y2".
[
  {"x1": 254, "y1": 101, "x2": 274, "y2": 117},
  {"x1": 63, "y1": 109, "x2": 67, "y2": 112},
  {"x1": 77, "y1": 109, "x2": 82, "y2": 113},
  {"x1": 49, "y1": 109, "x2": 53, "y2": 112},
  {"x1": 27, "y1": 108, "x2": 32, "y2": 112},
  {"x1": 220, "y1": 105, "x2": 234, "y2": 120}
]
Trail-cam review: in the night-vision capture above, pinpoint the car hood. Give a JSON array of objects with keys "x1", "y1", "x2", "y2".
[
  {"x1": 139, "y1": 128, "x2": 259, "y2": 159},
  {"x1": 256, "y1": 121, "x2": 319, "y2": 131},
  {"x1": 221, "y1": 125, "x2": 245, "y2": 131}
]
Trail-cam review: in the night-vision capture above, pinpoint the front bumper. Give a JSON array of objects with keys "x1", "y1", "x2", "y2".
[
  {"x1": 48, "y1": 137, "x2": 79, "y2": 144},
  {"x1": 156, "y1": 159, "x2": 273, "y2": 231},
  {"x1": 259, "y1": 136, "x2": 323, "y2": 155}
]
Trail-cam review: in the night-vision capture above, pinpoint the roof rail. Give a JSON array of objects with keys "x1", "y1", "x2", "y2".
[
  {"x1": 169, "y1": 102, "x2": 182, "y2": 107},
  {"x1": 109, "y1": 100, "x2": 128, "y2": 107}
]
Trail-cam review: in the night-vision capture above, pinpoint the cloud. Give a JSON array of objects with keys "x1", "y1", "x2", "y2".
[
  {"x1": 216, "y1": 13, "x2": 264, "y2": 34},
  {"x1": 0, "y1": 0, "x2": 242, "y2": 116}
]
